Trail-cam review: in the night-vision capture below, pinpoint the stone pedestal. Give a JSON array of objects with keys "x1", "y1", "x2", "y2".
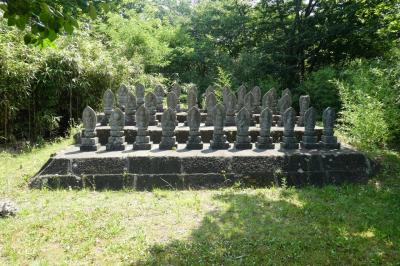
[
  {"x1": 224, "y1": 115, "x2": 235, "y2": 126},
  {"x1": 133, "y1": 129, "x2": 152, "y2": 150},
  {"x1": 159, "y1": 134, "x2": 177, "y2": 150},
  {"x1": 320, "y1": 136, "x2": 340, "y2": 149},
  {"x1": 300, "y1": 135, "x2": 320, "y2": 149},
  {"x1": 106, "y1": 130, "x2": 127, "y2": 151},
  {"x1": 210, "y1": 136, "x2": 230, "y2": 150},
  {"x1": 186, "y1": 134, "x2": 203, "y2": 149},
  {"x1": 80, "y1": 132, "x2": 100, "y2": 151},
  {"x1": 280, "y1": 136, "x2": 299, "y2": 150},
  {"x1": 234, "y1": 135, "x2": 252, "y2": 149},
  {"x1": 256, "y1": 136, "x2": 274, "y2": 149}
]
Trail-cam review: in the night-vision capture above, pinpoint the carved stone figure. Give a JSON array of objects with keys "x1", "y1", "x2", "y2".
[
  {"x1": 171, "y1": 83, "x2": 182, "y2": 112},
  {"x1": 80, "y1": 106, "x2": 100, "y2": 151},
  {"x1": 101, "y1": 89, "x2": 114, "y2": 126},
  {"x1": 252, "y1": 86, "x2": 262, "y2": 113},
  {"x1": 210, "y1": 103, "x2": 230, "y2": 149},
  {"x1": 166, "y1": 92, "x2": 179, "y2": 125},
  {"x1": 205, "y1": 92, "x2": 217, "y2": 126},
  {"x1": 145, "y1": 92, "x2": 158, "y2": 126},
  {"x1": 277, "y1": 93, "x2": 292, "y2": 126},
  {"x1": 154, "y1": 84, "x2": 165, "y2": 112},
  {"x1": 280, "y1": 107, "x2": 299, "y2": 149},
  {"x1": 117, "y1": 84, "x2": 129, "y2": 111},
  {"x1": 133, "y1": 105, "x2": 151, "y2": 150},
  {"x1": 282, "y1": 88, "x2": 292, "y2": 99},
  {"x1": 136, "y1": 83, "x2": 145, "y2": 107},
  {"x1": 125, "y1": 91, "x2": 137, "y2": 126},
  {"x1": 244, "y1": 92, "x2": 255, "y2": 126},
  {"x1": 186, "y1": 107, "x2": 203, "y2": 149},
  {"x1": 205, "y1": 86, "x2": 214, "y2": 97},
  {"x1": 106, "y1": 108, "x2": 127, "y2": 151},
  {"x1": 222, "y1": 86, "x2": 230, "y2": 108},
  {"x1": 297, "y1": 95, "x2": 311, "y2": 126},
  {"x1": 320, "y1": 107, "x2": 341, "y2": 149},
  {"x1": 300, "y1": 107, "x2": 319, "y2": 149},
  {"x1": 187, "y1": 86, "x2": 198, "y2": 110},
  {"x1": 262, "y1": 88, "x2": 278, "y2": 114},
  {"x1": 224, "y1": 91, "x2": 237, "y2": 126},
  {"x1": 236, "y1": 85, "x2": 247, "y2": 111},
  {"x1": 234, "y1": 108, "x2": 252, "y2": 149},
  {"x1": 256, "y1": 107, "x2": 274, "y2": 149},
  {"x1": 159, "y1": 108, "x2": 177, "y2": 150}
]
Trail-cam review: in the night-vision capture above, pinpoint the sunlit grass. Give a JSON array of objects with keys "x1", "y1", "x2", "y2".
[{"x1": 0, "y1": 139, "x2": 399, "y2": 265}]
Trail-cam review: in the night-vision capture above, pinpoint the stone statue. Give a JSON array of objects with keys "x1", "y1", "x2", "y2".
[
  {"x1": 171, "y1": 83, "x2": 181, "y2": 112},
  {"x1": 205, "y1": 85, "x2": 214, "y2": 97},
  {"x1": 145, "y1": 92, "x2": 158, "y2": 126},
  {"x1": 224, "y1": 90, "x2": 237, "y2": 126},
  {"x1": 154, "y1": 84, "x2": 165, "y2": 112},
  {"x1": 80, "y1": 106, "x2": 100, "y2": 151},
  {"x1": 277, "y1": 93, "x2": 292, "y2": 126},
  {"x1": 252, "y1": 86, "x2": 262, "y2": 113},
  {"x1": 187, "y1": 86, "x2": 198, "y2": 110},
  {"x1": 210, "y1": 103, "x2": 230, "y2": 149},
  {"x1": 282, "y1": 88, "x2": 292, "y2": 99},
  {"x1": 300, "y1": 107, "x2": 319, "y2": 149},
  {"x1": 222, "y1": 86, "x2": 230, "y2": 108},
  {"x1": 101, "y1": 89, "x2": 114, "y2": 126},
  {"x1": 320, "y1": 107, "x2": 340, "y2": 149},
  {"x1": 244, "y1": 92, "x2": 255, "y2": 126},
  {"x1": 256, "y1": 107, "x2": 274, "y2": 149},
  {"x1": 205, "y1": 92, "x2": 217, "y2": 126},
  {"x1": 280, "y1": 107, "x2": 299, "y2": 149},
  {"x1": 234, "y1": 107, "x2": 252, "y2": 149},
  {"x1": 262, "y1": 88, "x2": 278, "y2": 114},
  {"x1": 236, "y1": 85, "x2": 247, "y2": 111},
  {"x1": 133, "y1": 105, "x2": 151, "y2": 150},
  {"x1": 125, "y1": 91, "x2": 136, "y2": 126},
  {"x1": 186, "y1": 106, "x2": 203, "y2": 149},
  {"x1": 117, "y1": 84, "x2": 129, "y2": 111},
  {"x1": 297, "y1": 95, "x2": 310, "y2": 126},
  {"x1": 106, "y1": 108, "x2": 127, "y2": 151},
  {"x1": 159, "y1": 108, "x2": 177, "y2": 150},
  {"x1": 136, "y1": 83, "x2": 145, "y2": 107},
  {"x1": 166, "y1": 91, "x2": 178, "y2": 111}
]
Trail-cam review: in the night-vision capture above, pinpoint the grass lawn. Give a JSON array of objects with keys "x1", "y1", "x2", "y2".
[{"x1": 0, "y1": 138, "x2": 399, "y2": 265}]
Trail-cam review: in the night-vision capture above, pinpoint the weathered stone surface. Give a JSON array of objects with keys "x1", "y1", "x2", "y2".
[
  {"x1": 106, "y1": 108, "x2": 127, "y2": 151},
  {"x1": 320, "y1": 107, "x2": 340, "y2": 149},
  {"x1": 145, "y1": 92, "x2": 158, "y2": 126},
  {"x1": 166, "y1": 91, "x2": 178, "y2": 111},
  {"x1": 210, "y1": 103, "x2": 230, "y2": 149},
  {"x1": 205, "y1": 92, "x2": 217, "y2": 126},
  {"x1": 0, "y1": 200, "x2": 17, "y2": 217},
  {"x1": 252, "y1": 86, "x2": 262, "y2": 113},
  {"x1": 172, "y1": 83, "x2": 182, "y2": 112},
  {"x1": 234, "y1": 108, "x2": 252, "y2": 149},
  {"x1": 225, "y1": 90, "x2": 237, "y2": 126},
  {"x1": 262, "y1": 88, "x2": 278, "y2": 115},
  {"x1": 186, "y1": 106, "x2": 203, "y2": 149},
  {"x1": 31, "y1": 144, "x2": 375, "y2": 190},
  {"x1": 187, "y1": 86, "x2": 198, "y2": 110},
  {"x1": 282, "y1": 88, "x2": 292, "y2": 98},
  {"x1": 222, "y1": 86, "x2": 230, "y2": 108},
  {"x1": 133, "y1": 105, "x2": 152, "y2": 150},
  {"x1": 280, "y1": 107, "x2": 299, "y2": 149},
  {"x1": 244, "y1": 92, "x2": 255, "y2": 126},
  {"x1": 101, "y1": 89, "x2": 114, "y2": 126},
  {"x1": 117, "y1": 84, "x2": 129, "y2": 110},
  {"x1": 236, "y1": 85, "x2": 247, "y2": 111},
  {"x1": 125, "y1": 91, "x2": 137, "y2": 126},
  {"x1": 298, "y1": 95, "x2": 310, "y2": 126},
  {"x1": 159, "y1": 108, "x2": 177, "y2": 150},
  {"x1": 81, "y1": 106, "x2": 100, "y2": 151},
  {"x1": 154, "y1": 84, "x2": 165, "y2": 112},
  {"x1": 300, "y1": 107, "x2": 319, "y2": 149},
  {"x1": 205, "y1": 85, "x2": 214, "y2": 97},
  {"x1": 136, "y1": 83, "x2": 145, "y2": 107},
  {"x1": 277, "y1": 93, "x2": 292, "y2": 126},
  {"x1": 256, "y1": 107, "x2": 274, "y2": 149}
]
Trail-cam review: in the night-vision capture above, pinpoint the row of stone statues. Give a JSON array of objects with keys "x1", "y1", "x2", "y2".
[
  {"x1": 81, "y1": 104, "x2": 340, "y2": 152},
  {"x1": 102, "y1": 84, "x2": 311, "y2": 127}
]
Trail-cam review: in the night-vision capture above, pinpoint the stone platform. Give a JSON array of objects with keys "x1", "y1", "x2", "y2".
[
  {"x1": 78, "y1": 125, "x2": 322, "y2": 145},
  {"x1": 30, "y1": 144, "x2": 374, "y2": 190}
]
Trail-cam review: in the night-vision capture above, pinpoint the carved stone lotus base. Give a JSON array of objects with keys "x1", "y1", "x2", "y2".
[{"x1": 159, "y1": 136, "x2": 177, "y2": 150}]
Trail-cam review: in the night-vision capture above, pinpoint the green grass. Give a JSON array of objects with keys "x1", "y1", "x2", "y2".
[{"x1": 0, "y1": 139, "x2": 399, "y2": 265}]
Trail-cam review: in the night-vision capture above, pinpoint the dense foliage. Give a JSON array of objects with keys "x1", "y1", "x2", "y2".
[{"x1": 0, "y1": 0, "x2": 399, "y2": 149}]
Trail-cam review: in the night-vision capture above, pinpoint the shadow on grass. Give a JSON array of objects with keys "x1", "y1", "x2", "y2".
[{"x1": 142, "y1": 179, "x2": 400, "y2": 265}]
